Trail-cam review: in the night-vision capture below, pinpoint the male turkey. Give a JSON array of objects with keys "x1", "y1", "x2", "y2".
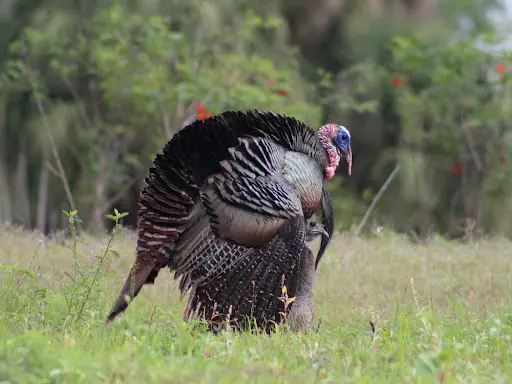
[{"x1": 105, "y1": 109, "x2": 352, "y2": 331}]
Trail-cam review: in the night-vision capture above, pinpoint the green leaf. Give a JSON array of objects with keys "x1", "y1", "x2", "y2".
[{"x1": 109, "y1": 250, "x2": 121, "y2": 259}]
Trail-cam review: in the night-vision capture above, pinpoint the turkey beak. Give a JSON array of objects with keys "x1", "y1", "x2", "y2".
[{"x1": 319, "y1": 227, "x2": 329, "y2": 240}]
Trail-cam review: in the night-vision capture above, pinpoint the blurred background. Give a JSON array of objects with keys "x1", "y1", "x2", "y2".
[{"x1": 0, "y1": 0, "x2": 511, "y2": 239}]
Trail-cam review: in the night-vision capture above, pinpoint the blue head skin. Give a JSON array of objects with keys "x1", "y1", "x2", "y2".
[
  {"x1": 318, "y1": 123, "x2": 353, "y2": 179},
  {"x1": 334, "y1": 125, "x2": 351, "y2": 155}
]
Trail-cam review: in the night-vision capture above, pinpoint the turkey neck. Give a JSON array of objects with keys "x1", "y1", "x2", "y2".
[
  {"x1": 296, "y1": 246, "x2": 315, "y2": 298},
  {"x1": 282, "y1": 150, "x2": 324, "y2": 218},
  {"x1": 287, "y1": 244, "x2": 315, "y2": 333}
]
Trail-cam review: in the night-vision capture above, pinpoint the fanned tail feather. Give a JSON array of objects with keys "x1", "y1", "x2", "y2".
[{"x1": 105, "y1": 152, "x2": 196, "y2": 323}]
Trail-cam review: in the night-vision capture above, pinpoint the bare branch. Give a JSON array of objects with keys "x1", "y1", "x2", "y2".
[
  {"x1": 356, "y1": 165, "x2": 400, "y2": 236},
  {"x1": 102, "y1": 177, "x2": 138, "y2": 211},
  {"x1": 61, "y1": 74, "x2": 94, "y2": 129},
  {"x1": 33, "y1": 92, "x2": 78, "y2": 218},
  {"x1": 45, "y1": 161, "x2": 60, "y2": 177}
]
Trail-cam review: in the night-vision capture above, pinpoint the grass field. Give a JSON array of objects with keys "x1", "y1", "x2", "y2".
[{"x1": 1, "y1": 223, "x2": 512, "y2": 383}]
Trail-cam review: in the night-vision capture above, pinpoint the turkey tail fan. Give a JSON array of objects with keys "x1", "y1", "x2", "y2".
[
  {"x1": 161, "y1": 110, "x2": 329, "y2": 187},
  {"x1": 105, "y1": 148, "x2": 196, "y2": 324},
  {"x1": 316, "y1": 186, "x2": 334, "y2": 270},
  {"x1": 186, "y1": 216, "x2": 306, "y2": 333}
]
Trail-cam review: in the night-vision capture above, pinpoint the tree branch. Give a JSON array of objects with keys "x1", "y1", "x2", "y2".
[
  {"x1": 356, "y1": 165, "x2": 400, "y2": 236},
  {"x1": 33, "y1": 92, "x2": 78, "y2": 218},
  {"x1": 102, "y1": 177, "x2": 138, "y2": 212}
]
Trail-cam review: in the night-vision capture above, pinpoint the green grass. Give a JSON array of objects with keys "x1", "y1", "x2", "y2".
[{"x1": 1, "y1": 224, "x2": 512, "y2": 383}]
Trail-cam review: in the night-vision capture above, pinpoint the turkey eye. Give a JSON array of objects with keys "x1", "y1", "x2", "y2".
[
  {"x1": 309, "y1": 221, "x2": 316, "y2": 227},
  {"x1": 342, "y1": 133, "x2": 348, "y2": 140}
]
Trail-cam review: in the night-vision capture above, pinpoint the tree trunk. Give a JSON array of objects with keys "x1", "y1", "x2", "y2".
[
  {"x1": 16, "y1": 150, "x2": 31, "y2": 228},
  {"x1": 36, "y1": 147, "x2": 49, "y2": 233},
  {"x1": 0, "y1": 158, "x2": 11, "y2": 223},
  {"x1": 49, "y1": 209, "x2": 58, "y2": 233},
  {"x1": 0, "y1": 98, "x2": 11, "y2": 223},
  {"x1": 91, "y1": 149, "x2": 107, "y2": 233}
]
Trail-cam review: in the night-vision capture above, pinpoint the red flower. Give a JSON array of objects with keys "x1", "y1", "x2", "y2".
[
  {"x1": 196, "y1": 103, "x2": 215, "y2": 120},
  {"x1": 496, "y1": 64, "x2": 506, "y2": 74},
  {"x1": 497, "y1": 144, "x2": 504, "y2": 152},
  {"x1": 197, "y1": 103, "x2": 206, "y2": 119},
  {"x1": 389, "y1": 77, "x2": 404, "y2": 87},
  {"x1": 500, "y1": 155, "x2": 506, "y2": 164},
  {"x1": 450, "y1": 163, "x2": 463, "y2": 175},
  {"x1": 275, "y1": 89, "x2": 289, "y2": 96}
]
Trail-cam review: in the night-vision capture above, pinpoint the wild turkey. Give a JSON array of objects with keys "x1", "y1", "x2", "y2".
[
  {"x1": 181, "y1": 217, "x2": 328, "y2": 333},
  {"x1": 287, "y1": 218, "x2": 327, "y2": 333},
  {"x1": 105, "y1": 109, "x2": 352, "y2": 331}
]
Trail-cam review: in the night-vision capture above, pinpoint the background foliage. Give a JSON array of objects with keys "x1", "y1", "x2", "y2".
[{"x1": 0, "y1": 0, "x2": 511, "y2": 238}]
